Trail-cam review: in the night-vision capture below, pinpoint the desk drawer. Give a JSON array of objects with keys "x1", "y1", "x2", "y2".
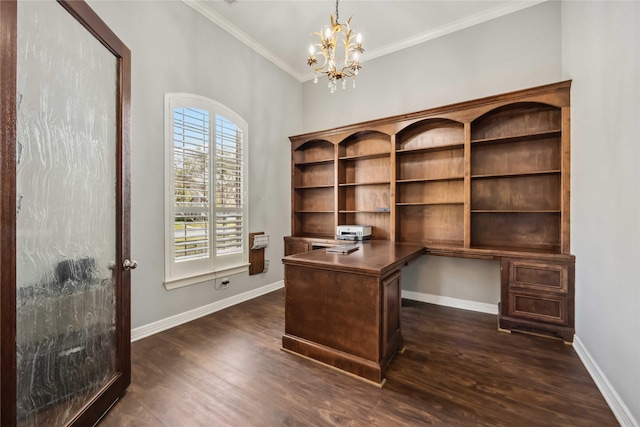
[
  {"x1": 506, "y1": 260, "x2": 569, "y2": 294},
  {"x1": 508, "y1": 290, "x2": 567, "y2": 325}
]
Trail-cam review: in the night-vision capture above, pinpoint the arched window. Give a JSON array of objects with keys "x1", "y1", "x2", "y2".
[{"x1": 164, "y1": 93, "x2": 248, "y2": 289}]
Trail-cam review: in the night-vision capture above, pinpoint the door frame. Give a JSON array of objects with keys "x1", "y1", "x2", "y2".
[{"x1": 0, "y1": 1, "x2": 131, "y2": 425}]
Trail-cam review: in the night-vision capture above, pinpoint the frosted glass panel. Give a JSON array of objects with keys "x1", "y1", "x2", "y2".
[{"x1": 16, "y1": 0, "x2": 118, "y2": 425}]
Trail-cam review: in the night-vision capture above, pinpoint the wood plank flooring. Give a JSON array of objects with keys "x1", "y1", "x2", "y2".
[{"x1": 99, "y1": 289, "x2": 618, "y2": 426}]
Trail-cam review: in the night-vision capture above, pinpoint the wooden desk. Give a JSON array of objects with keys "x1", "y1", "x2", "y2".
[{"x1": 281, "y1": 241, "x2": 425, "y2": 385}]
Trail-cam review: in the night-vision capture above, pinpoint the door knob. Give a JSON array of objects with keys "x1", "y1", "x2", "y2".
[{"x1": 123, "y1": 259, "x2": 138, "y2": 271}]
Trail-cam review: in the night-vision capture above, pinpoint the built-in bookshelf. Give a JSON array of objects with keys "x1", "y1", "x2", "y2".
[
  {"x1": 287, "y1": 81, "x2": 576, "y2": 343},
  {"x1": 396, "y1": 119, "x2": 465, "y2": 246},
  {"x1": 291, "y1": 140, "x2": 334, "y2": 239},
  {"x1": 338, "y1": 131, "x2": 391, "y2": 240},
  {"x1": 469, "y1": 103, "x2": 563, "y2": 253}
]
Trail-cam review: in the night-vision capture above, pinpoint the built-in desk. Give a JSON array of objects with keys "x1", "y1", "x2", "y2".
[
  {"x1": 286, "y1": 81, "x2": 577, "y2": 347},
  {"x1": 281, "y1": 241, "x2": 425, "y2": 385}
]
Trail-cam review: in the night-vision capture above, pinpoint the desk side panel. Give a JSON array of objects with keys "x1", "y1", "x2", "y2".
[{"x1": 284, "y1": 265, "x2": 380, "y2": 362}]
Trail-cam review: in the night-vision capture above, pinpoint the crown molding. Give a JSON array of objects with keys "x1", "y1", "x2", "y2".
[
  {"x1": 182, "y1": 0, "x2": 307, "y2": 82},
  {"x1": 183, "y1": 0, "x2": 547, "y2": 84},
  {"x1": 362, "y1": 1, "x2": 547, "y2": 62}
]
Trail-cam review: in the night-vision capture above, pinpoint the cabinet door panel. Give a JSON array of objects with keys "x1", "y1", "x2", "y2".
[{"x1": 508, "y1": 291, "x2": 567, "y2": 325}]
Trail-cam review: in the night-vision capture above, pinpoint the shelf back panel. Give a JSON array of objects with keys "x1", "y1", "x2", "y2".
[
  {"x1": 397, "y1": 180, "x2": 464, "y2": 205},
  {"x1": 341, "y1": 157, "x2": 390, "y2": 184},
  {"x1": 295, "y1": 212, "x2": 334, "y2": 237},
  {"x1": 340, "y1": 185, "x2": 390, "y2": 212},
  {"x1": 471, "y1": 137, "x2": 560, "y2": 176},
  {"x1": 397, "y1": 204, "x2": 464, "y2": 244},
  {"x1": 471, "y1": 175, "x2": 561, "y2": 211},
  {"x1": 397, "y1": 148, "x2": 463, "y2": 181},
  {"x1": 296, "y1": 187, "x2": 334, "y2": 212},
  {"x1": 471, "y1": 212, "x2": 560, "y2": 251},
  {"x1": 295, "y1": 163, "x2": 334, "y2": 188}
]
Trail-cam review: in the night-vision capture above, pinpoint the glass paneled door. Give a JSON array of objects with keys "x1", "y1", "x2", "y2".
[{"x1": 1, "y1": 1, "x2": 132, "y2": 426}]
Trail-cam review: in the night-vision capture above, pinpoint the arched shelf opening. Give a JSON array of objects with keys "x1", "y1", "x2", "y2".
[
  {"x1": 396, "y1": 118, "x2": 464, "y2": 153},
  {"x1": 471, "y1": 102, "x2": 561, "y2": 143},
  {"x1": 293, "y1": 139, "x2": 334, "y2": 165},
  {"x1": 338, "y1": 130, "x2": 391, "y2": 160}
]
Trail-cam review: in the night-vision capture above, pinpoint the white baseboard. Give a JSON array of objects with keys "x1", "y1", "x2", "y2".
[
  {"x1": 573, "y1": 335, "x2": 638, "y2": 427},
  {"x1": 131, "y1": 280, "x2": 284, "y2": 342},
  {"x1": 402, "y1": 290, "x2": 498, "y2": 315}
]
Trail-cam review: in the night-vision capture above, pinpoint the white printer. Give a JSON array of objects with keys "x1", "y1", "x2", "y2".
[{"x1": 336, "y1": 225, "x2": 372, "y2": 241}]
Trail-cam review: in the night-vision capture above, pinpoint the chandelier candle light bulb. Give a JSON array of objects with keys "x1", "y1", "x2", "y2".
[{"x1": 306, "y1": 0, "x2": 364, "y2": 92}]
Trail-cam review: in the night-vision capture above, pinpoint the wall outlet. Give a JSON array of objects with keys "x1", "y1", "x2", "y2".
[{"x1": 220, "y1": 278, "x2": 230, "y2": 289}]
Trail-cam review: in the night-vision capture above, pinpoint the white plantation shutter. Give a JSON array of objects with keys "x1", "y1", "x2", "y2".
[
  {"x1": 174, "y1": 108, "x2": 210, "y2": 261},
  {"x1": 215, "y1": 116, "x2": 244, "y2": 256},
  {"x1": 165, "y1": 94, "x2": 248, "y2": 288}
]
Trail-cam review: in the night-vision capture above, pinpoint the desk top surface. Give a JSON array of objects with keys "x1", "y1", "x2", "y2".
[{"x1": 282, "y1": 241, "x2": 425, "y2": 276}]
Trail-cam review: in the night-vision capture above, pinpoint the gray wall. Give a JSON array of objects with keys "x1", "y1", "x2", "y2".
[
  {"x1": 302, "y1": 1, "x2": 562, "y2": 307},
  {"x1": 88, "y1": 0, "x2": 302, "y2": 328},
  {"x1": 561, "y1": 1, "x2": 640, "y2": 423}
]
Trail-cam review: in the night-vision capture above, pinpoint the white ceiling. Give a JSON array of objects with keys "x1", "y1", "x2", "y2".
[{"x1": 185, "y1": 0, "x2": 545, "y2": 82}]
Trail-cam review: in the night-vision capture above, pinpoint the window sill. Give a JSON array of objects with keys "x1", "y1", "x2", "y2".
[{"x1": 164, "y1": 263, "x2": 250, "y2": 290}]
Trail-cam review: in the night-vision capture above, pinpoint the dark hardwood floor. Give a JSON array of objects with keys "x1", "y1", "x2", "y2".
[{"x1": 100, "y1": 289, "x2": 618, "y2": 426}]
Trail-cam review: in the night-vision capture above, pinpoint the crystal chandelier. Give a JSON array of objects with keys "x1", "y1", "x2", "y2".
[{"x1": 307, "y1": 0, "x2": 364, "y2": 93}]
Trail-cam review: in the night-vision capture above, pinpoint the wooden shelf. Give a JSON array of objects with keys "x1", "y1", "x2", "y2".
[
  {"x1": 402, "y1": 240, "x2": 465, "y2": 249},
  {"x1": 295, "y1": 210, "x2": 334, "y2": 214},
  {"x1": 296, "y1": 233, "x2": 335, "y2": 239},
  {"x1": 471, "y1": 129, "x2": 561, "y2": 145},
  {"x1": 396, "y1": 143, "x2": 464, "y2": 155},
  {"x1": 469, "y1": 244, "x2": 562, "y2": 255},
  {"x1": 339, "y1": 210, "x2": 390, "y2": 214},
  {"x1": 471, "y1": 170, "x2": 560, "y2": 179},
  {"x1": 398, "y1": 202, "x2": 464, "y2": 207},
  {"x1": 294, "y1": 184, "x2": 334, "y2": 189},
  {"x1": 339, "y1": 181, "x2": 390, "y2": 187},
  {"x1": 396, "y1": 177, "x2": 464, "y2": 184},
  {"x1": 339, "y1": 152, "x2": 390, "y2": 161},
  {"x1": 471, "y1": 210, "x2": 560, "y2": 213},
  {"x1": 294, "y1": 158, "x2": 334, "y2": 166}
]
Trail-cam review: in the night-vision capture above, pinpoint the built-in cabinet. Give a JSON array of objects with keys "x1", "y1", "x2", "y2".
[{"x1": 286, "y1": 81, "x2": 576, "y2": 342}]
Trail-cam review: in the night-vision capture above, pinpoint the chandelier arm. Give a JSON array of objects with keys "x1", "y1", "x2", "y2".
[
  {"x1": 309, "y1": 26, "x2": 334, "y2": 73},
  {"x1": 313, "y1": 47, "x2": 332, "y2": 73},
  {"x1": 340, "y1": 66, "x2": 356, "y2": 78}
]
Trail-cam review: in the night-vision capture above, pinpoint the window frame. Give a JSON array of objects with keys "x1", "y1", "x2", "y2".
[{"x1": 164, "y1": 93, "x2": 249, "y2": 289}]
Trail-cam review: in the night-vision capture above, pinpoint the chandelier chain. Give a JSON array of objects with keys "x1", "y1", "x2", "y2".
[{"x1": 335, "y1": 0, "x2": 339, "y2": 23}]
